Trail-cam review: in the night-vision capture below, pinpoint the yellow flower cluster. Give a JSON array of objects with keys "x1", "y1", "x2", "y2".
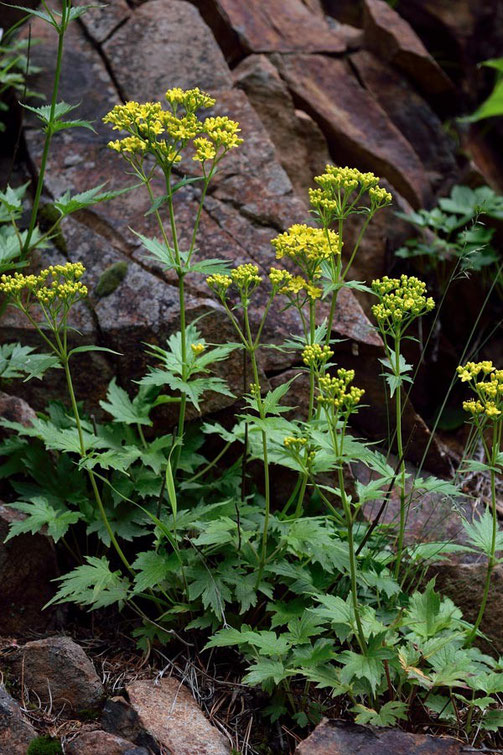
[
  {"x1": 269, "y1": 268, "x2": 322, "y2": 303},
  {"x1": 317, "y1": 368, "x2": 365, "y2": 413},
  {"x1": 165, "y1": 87, "x2": 216, "y2": 112},
  {"x1": 309, "y1": 165, "x2": 392, "y2": 221},
  {"x1": 191, "y1": 342, "x2": 205, "y2": 355},
  {"x1": 283, "y1": 436, "x2": 308, "y2": 449},
  {"x1": 103, "y1": 88, "x2": 242, "y2": 166},
  {"x1": 457, "y1": 362, "x2": 503, "y2": 421},
  {"x1": 206, "y1": 273, "x2": 232, "y2": 294},
  {"x1": 371, "y1": 275, "x2": 434, "y2": 329},
  {"x1": 0, "y1": 263, "x2": 87, "y2": 308},
  {"x1": 302, "y1": 343, "x2": 333, "y2": 367},
  {"x1": 231, "y1": 264, "x2": 262, "y2": 289},
  {"x1": 271, "y1": 224, "x2": 340, "y2": 274},
  {"x1": 206, "y1": 265, "x2": 261, "y2": 301}
]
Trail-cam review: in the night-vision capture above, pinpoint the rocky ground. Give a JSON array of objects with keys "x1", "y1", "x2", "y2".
[{"x1": 1, "y1": 0, "x2": 503, "y2": 752}]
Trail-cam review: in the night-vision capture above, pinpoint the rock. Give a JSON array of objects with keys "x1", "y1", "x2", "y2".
[
  {"x1": 64, "y1": 729, "x2": 149, "y2": 755},
  {"x1": 296, "y1": 718, "x2": 464, "y2": 754},
  {"x1": 102, "y1": 696, "x2": 158, "y2": 752},
  {"x1": 201, "y1": 0, "x2": 347, "y2": 54},
  {"x1": 0, "y1": 392, "x2": 37, "y2": 428},
  {"x1": 6, "y1": 636, "x2": 104, "y2": 711},
  {"x1": 351, "y1": 50, "x2": 458, "y2": 193},
  {"x1": 274, "y1": 53, "x2": 430, "y2": 207},
  {"x1": 233, "y1": 54, "x2": 331, "y2": 200},
  {"x1": 362, "y1": 0, "x2": 454, "y2": 100},
  {"x1": 0, "y1": 504, "x2": 59, "y2": 634},
  {"x1": 77, "y1": 0, "x2": 131, "y2": 44},
  {"x1": 103, "y1": 0, "x2": 233, "y2": 97},
  {"x1": 0, "y1": 685, "x2": 37, "y2": 754},
  {"x1": 125, "y1": 678, "x2": 230, "y2": 754}
]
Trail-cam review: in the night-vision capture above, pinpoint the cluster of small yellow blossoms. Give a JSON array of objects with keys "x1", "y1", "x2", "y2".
[
  {"x1": 271, "y1": 225, "x2": 340, "y2": 276},
  {"x1": 0, "y1": 263, "x2": 87, "y2": 309},
  {"x1": 231, "y1": 264, "x2": 262, "y2": 289},
  {"x1": 104, "y1": 88, "x2": 242, "y2": 166},
  {"x1": 206, "y1": 265, "x2": 261, "y2": 302},
  {"x1": 283, "y1": 436, "x2": 308, "y2": 449},
  {"x1": 206, "y1": 273, "x2": 233, "y2": 296},
  {"x1": 191, "y1": 342, "x2": 205, "y2": 355},
  {"x1": 317, "y1": 368, "x2": 365, "y2": 413},
  {"x1": 457, "y1": 361, "x2": 503, "y2": 420},
  {"x1": 371, "y1": 275, "x2": 434, "y2": 330},
  {"x1": 309, "y1": 165, "x2": 392, "y2": 222},
  {"x1": 268, "y1": 268, "x2": 322, "y2": 304},
  {"x1": 302, "y1": 343, "x2": 333, "y2": 367}
]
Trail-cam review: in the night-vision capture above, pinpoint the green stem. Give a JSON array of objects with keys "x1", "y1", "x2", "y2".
[
  {"x1": 243, "y1": 307, "x2": 270, "y2": 586},
  {"x1": 393, "y1": 334, "x2": 406, "y2": 580},
  {"x1": 61, "y1": 355, "x2": 134, "y2": 575},
  {"x1": 466, "y1": 423, "x2": 500, "y2": 645},
  {"x1": 23, "y1": 5, "x2": 68, "y2": 255}
]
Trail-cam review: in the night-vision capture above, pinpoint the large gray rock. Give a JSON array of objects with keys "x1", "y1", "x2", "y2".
[{"x1": 64, "y1": 729, "x2": 149, "y2": 755}]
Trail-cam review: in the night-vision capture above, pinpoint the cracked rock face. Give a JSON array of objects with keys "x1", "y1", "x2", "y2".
[{"x1": 8, "y1": 0, "x2": 466, "y2": 467}]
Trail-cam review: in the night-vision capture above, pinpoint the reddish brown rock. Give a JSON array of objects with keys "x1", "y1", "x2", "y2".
[
  {"x1": 77, "y1": 0, "x2": 131, "y2": 44},
  {"x1": 7, "y1": 636, "x2": 104, "y2": 711},
  {"x1": 65, "y1": 729, "x2": 149, "y2": 755},
  {"x1": 0, "y1": 685, "x2": 37, "y2": 754},
  {"x1": 362, "y1": 0, "x2": 454, "y2": 99},
  {"x1": 296, "y1": 719, "x2": 463, "y2": 754},
  {"x1": 274, "y1": 53, "x2": 430, "y2": 207},
  {"x1": 233, "y1": 54, "x2": 331, "y2": 200},
  {"x1": 0, "y1": 392, "x2": 37, "y2": 427},
  {"x1": 0, "y1": 504, "x2": 59, "y2": 634},
  {"x1": 103, "y1": 0, "x2": 233, "y2": 97},
  {"x1": 125, "y1": 678, "x2": 230, "y2": 754},
  {"x1": 351, "y1": 50, "x2": 458, "y2": 193},
  {"x1": 202, "y1": 0, "x2": 347, "y2": 54}
]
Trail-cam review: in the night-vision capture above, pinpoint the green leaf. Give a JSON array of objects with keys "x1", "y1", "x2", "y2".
[
  {"x1": 0, "y1": 342, "x2": 59, "y2": 381},
  {"x1": 5, "y1": 497, "x2": 82, "y2": 542},
  {"x1": 53, "y1": 183, "x2": 138, "y2": 217},
  {"x1": 68, "y1": 345, "x2": 122, "y2": 358},
  {"x1": 3, "y1": 5, "x2": 59, "y2": 28},
  {"x1": 481, "y1": 709, "x2": 503, "y2": 731},
  {"x1": 165, "y1": 457, "x2": 177, "y2": 520},
  {"x1": 100, "y1": 378, "x2": 152, "y2": 426},
  {"x1": 462, "y1": 509, "x2": 503, "y2": 556},
  {"x1": 132, "y1": 551, "x2": 175, "y2": 592},
  {"x1": 405, "y1": 580, "x2": 463, "y2": 638},
  {"x1": 262, "y1": 376, "x2": 298, "y2": 416},
  {"x1": 352, "y1": 701, "x2": 408, "y2": 727},
  {"x1": 339, "y1": 648, "x2": 387, "y2": 695},
  {"x1": 21, "y1": 100, "x2": 79, "y2": 124},
  {"x1": 243, "y1": 660, "x2": 287, "y2": 687},
  {"x1": 46, "y1": 555, "x2": 130, "y2": 610},
  {"x1": 462, "y1": 79, "x2": 503, "y2": 122},
  {"x1": 133, "y1": 231, "x2": 175, "y2": 267}
]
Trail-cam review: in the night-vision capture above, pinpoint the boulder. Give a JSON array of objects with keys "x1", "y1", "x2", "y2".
[
  {"x1": 0, "y1": 504, "x2": 59, "y2": 634},
  {"x1": 233, "y1": 54, "x2": 331, "y2": 200},
  {"x1": 125, "y1": 678, "x2": 230, "y2": 754},
  {"x1": 351, "y1": 50, "x2": 458, "y2": 193},
  {"x1": 196, "y1": 0, "x2": 347, "y2": 54},
  {"x1": 273, "y1": 53, "x2": 430, "y2": 207},
  {"x1": 103, "y1": 0, "x2": 233, "y2": 96},
  {"x1": 77, "y1": 0, "x2": 131, "y2": 44},
  {"x1": 6, "y1": 636, "x2": 104, "y2": 711},
  {"x1": 0, "y1": 392, "x2": 37, "y2": 428},
  {"x1": 64, "y1": 729, "x2": 149, "y2": 755},
  {"x1": 296, "y1": 719, "x2": 464, "y2": 754},
  {"x1": 0, "y1": 685, "x2": 37, "y2": 754},
  {"x1": 362, "y1": 0, "x2": 454, "y2": 100}
]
